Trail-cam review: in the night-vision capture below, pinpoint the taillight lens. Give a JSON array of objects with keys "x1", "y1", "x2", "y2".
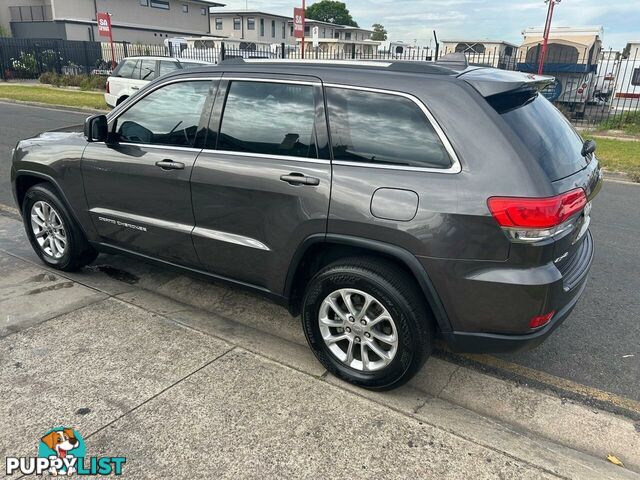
[
  {"x1": 106, "y1": 80, "x2": 110, "y2": 94},
  {"x1": 488, "y1": 189, "x2": 587, "y2": 242}
]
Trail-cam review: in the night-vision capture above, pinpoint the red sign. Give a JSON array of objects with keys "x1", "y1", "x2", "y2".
[
  {"x1": 293, "y1": 7, "x2": 305, "y2": 38},
  {"x1": 97, "y1": 12, "x2": 112, "y2": 38}
]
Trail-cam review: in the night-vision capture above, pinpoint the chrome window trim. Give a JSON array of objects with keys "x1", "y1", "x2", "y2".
[
  {"x1": 323, "y1": 83, "x2": 462, "y2": 174},
  {"x1": 119, "y1": 142, "x2": 203, "y2": 153},
  {"x1": 200, "y1": 148, "x2": 330, "y2": 165}
]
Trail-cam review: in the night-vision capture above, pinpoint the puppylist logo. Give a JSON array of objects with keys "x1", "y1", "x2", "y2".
[{"x1": 6, "y1": 427, "x2": 126, "y2": 476}]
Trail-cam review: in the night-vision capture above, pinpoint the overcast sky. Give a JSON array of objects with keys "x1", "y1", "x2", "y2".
[{"x1": 217, "y1": 0, "x2": 638, "y2": 50}]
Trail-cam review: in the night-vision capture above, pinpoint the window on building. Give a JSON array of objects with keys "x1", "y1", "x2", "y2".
[
  {"x1": 344, "y1": 32, "x2": 351, "y2": 40},
  {"x1": 116, "y1": 81, "x2": 210, "y2": 147},
  {"x1": 182, "y1": 4, "x2": 188, "y2": 13},
  {"x1": 290, "y1": 25, "x2": 294, "y2": 36},
  {"x1": 282, "y1": 22, "x2": 286, "y2": 39},
  {"x1": 201, "y1": 7, "x2": 207, "y2": 15},
  {"x1": 233, "y1": 18, "x2": 241, "y2": 30},
  {"x1": 322, "y1": 28, "x2": 326, "y2": 38},
  {"x1": 632, "y1": 68, "x2": 640, "y2": 86},
  {"x1": 247, "y1": 17, "x2": 255, "y2": 30},
  {"x1": 215, "y1": 18, "x2": 223, "y2": 30},
  {"x1": 259, "y1": 18, "x2": 264, "y2": 36},
  {"x1": 504, "y1": 45, "x2": 514, "y2": 56},
  {"x1": 150, "y1": 0, "x2": 170, "y2": 10},
  {"x1": 218, "y1": 81, "x2": 317, "y2": 159},
  {"x1": 304, "y1": 25, "x2": 310, "y2": 36},
  {"x1": 326, "y1": 87, "x2": 452, "y2": 169},
  {"x1": 139, "y1": 0, "x2": 148, "y2": 6},
  {"x1": 271, "y1": 20, "x2": 276, "y2": 38}
]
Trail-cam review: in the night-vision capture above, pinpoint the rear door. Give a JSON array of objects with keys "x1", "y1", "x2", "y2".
[
  {"x1": 108, "y1": 58, "x2": 138, "y2": 100},
  {"x1": 190, "y1": 73, "x2": 331, "y2": 294},
  {"x1": 82, "y1": 77, "x2": 218, "y2": 266}
]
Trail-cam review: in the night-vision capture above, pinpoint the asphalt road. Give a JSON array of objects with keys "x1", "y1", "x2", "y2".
[{"x1": 0, "y1": 101, "x2": 638, "y2": 403}]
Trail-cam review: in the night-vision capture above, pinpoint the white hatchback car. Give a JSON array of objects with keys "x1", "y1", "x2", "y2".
[{"x1": 104, "y1": 56, "x2": 212, "y2": 108}]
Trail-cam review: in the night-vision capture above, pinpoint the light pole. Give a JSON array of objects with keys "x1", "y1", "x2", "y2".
[{"x1": 537, "y1": 0, "x2": 561, "y2": 75}]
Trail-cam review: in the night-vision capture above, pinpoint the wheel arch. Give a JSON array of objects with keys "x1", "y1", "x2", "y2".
[{"x1": 285, "y1": 234, "x2": 452, "y2": 334}]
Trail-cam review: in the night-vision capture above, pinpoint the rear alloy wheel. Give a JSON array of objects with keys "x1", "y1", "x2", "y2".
[
  {"x1": 302, "y1": 257, "x2": 433, "y2": 390},
  {"x1": 319, "y1": 288, "x2": 398, "y2": 372}
]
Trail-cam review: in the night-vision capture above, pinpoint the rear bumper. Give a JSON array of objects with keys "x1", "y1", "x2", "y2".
[
  {"x1": 433, "y1": 230, "x2": 594, "y2": 353},
  {"x1": 104, "y1": 93, "x2": 117, "y2": 108},
  {"x1": 444, "y1": 276, "x2": 588, "y2": 353}
]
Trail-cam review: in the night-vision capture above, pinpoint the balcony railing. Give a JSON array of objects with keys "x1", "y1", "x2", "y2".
[{"x1": 9, "y1": 5, "x2": 53, "y2": 23}]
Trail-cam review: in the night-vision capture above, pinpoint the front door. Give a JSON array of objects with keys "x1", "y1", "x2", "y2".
[
  {"x1": 82, "y1": 78, "x2": 216, "y2": 267},
  {"x1": 190, "y1": 75, "x2": 331, "y2": 294}
]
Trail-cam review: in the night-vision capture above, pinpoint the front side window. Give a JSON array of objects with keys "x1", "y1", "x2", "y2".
[
  {"x1": 247, "y1": 18, "x2": 255, "y2": 30},
  {"x1": 113, "y1": 59, "x2": 138, "y2": 78},
  {"x1": 218, "y1": 81, "x2": 316, "y2": 158},
  {"x1": 134, "y1": 59, "x2": 157, "y2": 81},
  {"x1": 326, "y1": 87, "x2": 452, "y2": 169},
  {"x1": 233, "y1": 18, "x2": 241, "y2": 30},
  {"x1": 115, "y1": 81, "x2": 210, "y2": 147},
  {"x1": 215, "y1": 18, "x2": 223, "y2": 30}
]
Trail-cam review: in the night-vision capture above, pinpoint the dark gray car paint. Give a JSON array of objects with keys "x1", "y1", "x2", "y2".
[{"x1": 11, "y1": 62, "x2": 602, "y2": 352}]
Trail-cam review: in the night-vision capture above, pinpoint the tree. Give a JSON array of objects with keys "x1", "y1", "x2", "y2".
[
  {"x1": 371, "y1": 23, "x2": 387, "y2": 41},
  {"x1": 306, "y1": 1, "x2": 358, "y2": 27}
]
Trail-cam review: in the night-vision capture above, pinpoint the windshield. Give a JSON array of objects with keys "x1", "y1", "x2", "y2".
[{"x1": 496, "y1": 93, "x2": 587, "y2": 181}]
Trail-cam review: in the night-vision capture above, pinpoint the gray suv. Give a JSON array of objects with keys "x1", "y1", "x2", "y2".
[{"x1": 11, "y1": 58, "x2": 602, "y2": 390}]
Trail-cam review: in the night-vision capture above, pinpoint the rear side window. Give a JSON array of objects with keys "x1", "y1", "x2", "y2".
[
  {"x1": 217, "y1": 81, "x2": 317, "y2": 158},
  {"x1": 113, "y1": 59, "x2": 138, "y2": 78},
  {"x1": 326, "y1": 87, "x2": 452, "y2": 169},
  {"x1": 494, "y1": 93, "x2": 587, "y2": 181},
  {"x1": 159, "y1": 60, "x2": 180, "y2": 76},
  {"x1": 115, "y1": 81, "x2": 210, "y2": 147}
]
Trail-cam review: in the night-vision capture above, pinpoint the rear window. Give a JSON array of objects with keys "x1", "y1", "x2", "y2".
[{"x1": 492, "y1": 92, "x2": 587, "y2": 181}]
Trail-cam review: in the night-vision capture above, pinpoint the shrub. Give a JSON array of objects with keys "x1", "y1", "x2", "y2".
[
  {"x1": 10, "y1": 51, "x2": 38, "y2": 78},
  {"x1": 38, "y1": 72, "x2": 107, "y2": 90},
  {"x1": 598, "y1": 111, "x2": 640, "y2": 136}
]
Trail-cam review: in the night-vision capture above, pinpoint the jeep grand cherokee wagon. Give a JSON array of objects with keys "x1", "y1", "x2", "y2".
[{"x1": 11, "y1": 58, "x2": 602, "y2": 390}]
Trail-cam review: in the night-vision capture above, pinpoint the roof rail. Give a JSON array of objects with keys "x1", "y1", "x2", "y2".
[{"x1": 218, "y1": 58, "x2": 456, "y2": 75}]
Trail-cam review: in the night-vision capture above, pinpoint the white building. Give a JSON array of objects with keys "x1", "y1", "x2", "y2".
[{"x1": 441, "y1": 39, "x2": 518, "y2": 68}]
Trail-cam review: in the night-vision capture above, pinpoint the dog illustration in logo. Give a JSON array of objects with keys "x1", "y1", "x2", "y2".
[{"x1": 41, "y1": 428, "x2": 79, "y2": 476}]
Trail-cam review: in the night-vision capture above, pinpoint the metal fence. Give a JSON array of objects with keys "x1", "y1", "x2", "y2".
[{"x1": 1, "y1": 37, "x2": 639, "y2": 130}]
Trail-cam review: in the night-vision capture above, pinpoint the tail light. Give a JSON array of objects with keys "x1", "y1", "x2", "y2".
[
  {"x1": 488, "y1": 188, "x2": 587, "y2": 243},
  {"x1": 106, "y1": 80, "x2": 110, "y2": 94}
]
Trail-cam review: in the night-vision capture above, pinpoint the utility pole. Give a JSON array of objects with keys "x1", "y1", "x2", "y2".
[{"x1": 538, "y1": 0, "x2": 561, "y2": 75}]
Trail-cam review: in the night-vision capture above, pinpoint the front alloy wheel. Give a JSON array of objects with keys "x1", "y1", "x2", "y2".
[{"x1": 30, "y1": 200, "x2": 68, "y2": 259}]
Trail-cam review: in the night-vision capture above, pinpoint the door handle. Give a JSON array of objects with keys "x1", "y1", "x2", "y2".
[
  {"x1": 280, "y1": 173, "x2": 320, "y2": 186},
  {"x1": 131, "y1": 86, "x2": 140, "y2": 90},
  {"x1": 155, "y1": 159, "x2": 185, "y2": 170}
]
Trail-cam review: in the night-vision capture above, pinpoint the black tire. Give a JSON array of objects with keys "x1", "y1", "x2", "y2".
[
  {"x1": 116, "y1": 96, "x2": 128, "y2": 106},
  {"x1": 302, "y1": 256, "x2": 433, "y2": 390},
  {"x1": 22, "y1": 183, "x2": 98, "y2": 272}
]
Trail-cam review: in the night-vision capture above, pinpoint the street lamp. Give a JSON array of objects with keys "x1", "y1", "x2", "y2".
[{"x1": 538, "y1": 0, "x2": 561, "y2": 75}]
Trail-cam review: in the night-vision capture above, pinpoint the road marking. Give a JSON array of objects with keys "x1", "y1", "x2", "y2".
[
  {"x1": 459, "y1": 353, "x2": 640, "y2": 415},
  {"x1": 0, "y1": 203, "x2": 19, "y2": 216}
]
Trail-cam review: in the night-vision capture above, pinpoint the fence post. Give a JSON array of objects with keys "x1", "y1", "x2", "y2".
[
  {"x1": 82, "y1": 41, "x2": 90, "y2": 74},
  {"x1": 55, "y1": 39, "x2": 62, "y2": 74},
  {"x1": 281, "y1": 42, "x2": 285, "y2": 59},
  {"x1": 123, "y1": 41, "x2": 129, "y2": 58},
  {"x1": 0, "y1": 41, "x2": 6, "y2": 80},
  {"x1": 220, "y1": 42, "x2": 225, "y2": 62}
]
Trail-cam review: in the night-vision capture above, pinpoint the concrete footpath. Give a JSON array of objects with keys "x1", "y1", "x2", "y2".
[{"x1": 0, "y1": 213, "x2": 637, "y2": 479}]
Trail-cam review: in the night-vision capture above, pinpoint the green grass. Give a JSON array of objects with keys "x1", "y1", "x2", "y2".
[
  {"x1": 588, "y1": 136, "x2": 640, "y2": 181},
  {"x1": 0, "y1": 84, "x2": 108, "y2": 110},
  {"x1": 597, "y1": 111, "x2": 640, "y2": 136}
]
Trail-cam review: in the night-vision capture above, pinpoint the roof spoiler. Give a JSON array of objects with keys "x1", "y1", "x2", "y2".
[
  {"x1": 433, "y1": 52, "x2": 468, "y2": 71},
  {"x1": 457, "y1": 68, "x2": 555, "y2": 97}
]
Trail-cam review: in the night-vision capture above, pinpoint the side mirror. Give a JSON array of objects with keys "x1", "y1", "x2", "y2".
[
  {"x1": 84, "y1": 114, "x2": 108, "y2": 143},
  {"x1": 581, "y1": 139, "x2": 596, "y2": 157}
]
